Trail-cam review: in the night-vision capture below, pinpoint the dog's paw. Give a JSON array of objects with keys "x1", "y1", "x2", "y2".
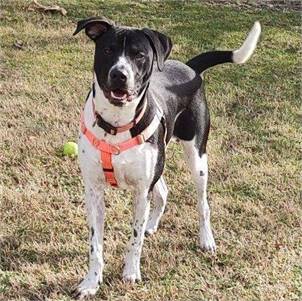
[
  {"x1": 122, "y1": 273, "x2": 137, "y2": 284},
  {"x1": 122, "y1": 272, "x2": 141, "y2": 284},
  {"x1": 199, "y1": 230, "x2": 216, "y2": 253},
  {"x1": 122, "y1": 266, "x2": 141, "y2": 284},
  {"x1": 71, "y1": 277, "x2": 100, "y2": 300}
]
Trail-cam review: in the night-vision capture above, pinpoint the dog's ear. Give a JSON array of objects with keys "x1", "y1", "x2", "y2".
[
  {"x1": 73, "y1": 17, "x2": 114, "y2": 41},
  {"x1": 142, "y1": 29, "x2": 172, "y2": 71}
]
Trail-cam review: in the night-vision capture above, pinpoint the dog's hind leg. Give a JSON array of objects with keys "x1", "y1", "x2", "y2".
[
  {"x1": 145, "y1": 176, "x2": 168, "y2": 236},
  {"x1": 181, "y1": 139, "x2": 216, "y2": 253}
]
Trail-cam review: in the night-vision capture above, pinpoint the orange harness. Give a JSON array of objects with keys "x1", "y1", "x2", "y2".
[{"x1": 80, "y1": 102, "x2": 163, "y2": 187}]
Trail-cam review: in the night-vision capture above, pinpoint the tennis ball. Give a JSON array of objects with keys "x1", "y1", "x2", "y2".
[{"x1": 63, "y1": 141, "x2": 78, "y2": 157}]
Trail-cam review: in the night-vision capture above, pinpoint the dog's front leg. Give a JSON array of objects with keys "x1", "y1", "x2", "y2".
[
  {"x1": 73, "y1": 184, "x2": 105, "y2": 299},
  {"x1": 123, "y1": 189, "x2": 150, "y2": 283}
]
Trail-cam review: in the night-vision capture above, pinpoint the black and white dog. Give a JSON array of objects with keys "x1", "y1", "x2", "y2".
[{"x1": 72, "y1": 17, "x2": 261, "y2": 299}]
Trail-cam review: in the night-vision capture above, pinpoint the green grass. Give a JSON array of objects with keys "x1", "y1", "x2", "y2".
[{"x1": 0, "y1": 1, "x2": 301, "y2": 300}]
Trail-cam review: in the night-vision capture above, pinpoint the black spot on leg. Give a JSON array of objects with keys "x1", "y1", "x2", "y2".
[
  {"x1": 91, "y1": 245, "x2": 94, "y2": 253},
  {"x1": 95, "y1": 272, "x2": 97, "y2": 276},
  {"x1": 98, "y1": 280, "x2": 101, "y2": 286},
  {"x1": 91, "y1": 227, "x2": 94, "y2": 238},
  {"x1": 92, "y1": 82, "x2": 96, "y2": 97},
  {"x1": 133, "y1": 229, "x2": 137, "y2": 237},
  {"x1": 200, "y1": 170, "x2": 205, "y2": 176},
  {"x1": 82, "y1": 149, "x2": 85, "y2": 154}
]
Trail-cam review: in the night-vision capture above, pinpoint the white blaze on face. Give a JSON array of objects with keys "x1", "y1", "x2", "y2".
[{"x1": 108, "y1": 56, "x2": 135, "y2": 89}]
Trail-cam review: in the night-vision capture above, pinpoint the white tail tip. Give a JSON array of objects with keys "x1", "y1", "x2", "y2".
[{"x1": 232, "y1": 21, "x2": 261, "y2": 64}]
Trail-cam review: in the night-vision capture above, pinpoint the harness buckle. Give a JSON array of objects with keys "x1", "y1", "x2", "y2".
[
  {"x1": 110, "y1": 129, "x2": 117, "y2": 135},
  {"x1": 111, "y1": 145, "x2": 120, "y2": 155},
  {"x1": 137, "y1": 134, "x2": 145, "y2": 144}
]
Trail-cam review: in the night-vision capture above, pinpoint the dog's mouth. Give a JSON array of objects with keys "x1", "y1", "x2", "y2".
[
  {"x1": 104, "y1": 88, "x2": 135, "y2": 106},
  {"x1": 111, "y1": 89, "x2": 129, "y2": 100}
]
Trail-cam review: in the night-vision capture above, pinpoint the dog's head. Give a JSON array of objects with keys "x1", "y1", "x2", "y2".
[{"x1": 74, "y1": 17, "x2": 172, "y2": 107}]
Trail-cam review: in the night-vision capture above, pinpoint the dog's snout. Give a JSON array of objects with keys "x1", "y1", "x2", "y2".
[{"x1": 110, "y1": 68, "x2": 128, "y2": 83}]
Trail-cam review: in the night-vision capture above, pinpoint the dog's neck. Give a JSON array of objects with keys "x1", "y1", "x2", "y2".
[{"x1": 93, "y1": 75, "x2": 145, "y2": 127}]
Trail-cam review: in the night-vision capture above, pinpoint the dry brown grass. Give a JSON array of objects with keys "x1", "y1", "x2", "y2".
[{"x1": 0, "y1": 1, "x2": 301, "y2": 300}]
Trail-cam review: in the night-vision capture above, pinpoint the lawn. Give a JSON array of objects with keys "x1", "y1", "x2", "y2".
[{"x1": 0, "y1": 1, "x2": 301, "y2": 300}]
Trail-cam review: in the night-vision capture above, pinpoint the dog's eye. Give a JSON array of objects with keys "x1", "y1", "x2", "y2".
[
  {"x1": 135, "y1": 52, "x2": 145, "y2": 60},
  {"x1": 104, "y1": 47, "x2": 113, "y2": 55}
]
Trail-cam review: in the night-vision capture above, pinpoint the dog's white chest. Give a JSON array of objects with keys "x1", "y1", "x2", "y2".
[
  {"x1": 79, "y1": 135, "x2": 158, "y2": 189},
  {"x1": 78, "y1": 95, "x2": 158, "y2": 190},
  {"x1": 112, "y1": 143, "x2": 158, "y2": 189}
]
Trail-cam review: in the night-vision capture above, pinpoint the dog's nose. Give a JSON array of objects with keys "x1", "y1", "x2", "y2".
[{"x1": 110, "y1": 68, "x2": 127, "y2": 83}]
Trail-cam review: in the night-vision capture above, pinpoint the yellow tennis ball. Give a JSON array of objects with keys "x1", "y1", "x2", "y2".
[{"x1": 63, "y1": 142, "x2": 78, "y2": 157}]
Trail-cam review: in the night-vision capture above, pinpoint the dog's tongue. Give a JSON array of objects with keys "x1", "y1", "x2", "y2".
[{"x1": 111, "y1": 89, "x2": 128, "y2": 100}]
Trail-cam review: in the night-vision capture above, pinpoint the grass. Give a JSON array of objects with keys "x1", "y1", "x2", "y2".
[{"x1": 0, "y1": 1, "x2": 301, "y2": 300}]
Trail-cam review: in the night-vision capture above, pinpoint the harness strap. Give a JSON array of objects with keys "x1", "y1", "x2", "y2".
[
  {"x1": 80, "y1": 106, "x2": 163, "y2": 187},
  {"x1": 101, "y1": 151, "x2": 117, "y2": 186}
]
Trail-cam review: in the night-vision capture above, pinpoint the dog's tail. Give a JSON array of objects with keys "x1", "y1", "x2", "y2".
[{"x1": 186, "y1": 21, "x2": 261, "y2": 74}]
